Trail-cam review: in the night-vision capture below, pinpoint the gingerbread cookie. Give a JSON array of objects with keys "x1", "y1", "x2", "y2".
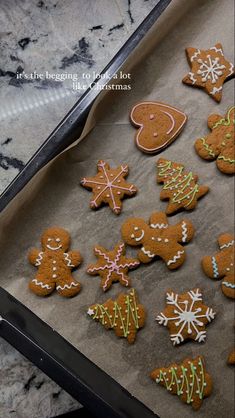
[
  {"x1": 202, "y1": 233, "x2": 235, "y2": 299},
  {"x1": 28, "y1": 227, "x2": 82, "y2": 297},
  {"x1": 87, "y1": 288, "x2": 145, "y2": 343},
  {"x1": 81, "y1": 160, "x2": 137, "y2": 215},
  {"x1": 156, "y1": 288, "x2": 216, "y2": 345},
  {"x1": 130, "y1": 102, "x2": 187, "y2": 154},
  {"x1": 87, "y1": 242, "x2": 140, "y2": 291},
  {"x1": 157, "y1": 158, "x2": 209, "y2": 214},
  {"x1": 182, "y1": 43, "x2": 234, "y2": 102},
  {"x1": 195, "y1": 106, "x2": 235, "y2": 174},
  {"x1": 150, "y1": 356, "x2": 212, "y2": 410},
  {"x1": 121, "y1": 211, "x2": 194, "y2": 269}
]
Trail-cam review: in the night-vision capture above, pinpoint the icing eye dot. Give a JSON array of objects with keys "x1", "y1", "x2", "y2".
[
  {"x1": 117, "y1": 191, "x2": 121, "y2": 195},
  {"x1": 131, "y1": 234, "x2": 135, "y2": 238},
  {"x1": 153, "y1": 132, "x2": 158, "y2": 137},
  {"x1": 134, "y1": 227, "x2": 139, "y2": 231},
  {"x1": 149, "y1": 114, "x2": 155, "y2": 120},
  {"x1": 48, "y1": 238, "x2": 52, "y2": 242},
  {"x1": 56, "y1": 238, "x2": 60, "y2": 242},
  {"x1": 225, "y1": 133, "x2": 231, "y2": 139}
]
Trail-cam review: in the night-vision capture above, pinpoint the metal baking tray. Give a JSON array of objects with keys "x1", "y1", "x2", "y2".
[{"x1": 0, "y1": 2, "x2": 172, "y2": 417}]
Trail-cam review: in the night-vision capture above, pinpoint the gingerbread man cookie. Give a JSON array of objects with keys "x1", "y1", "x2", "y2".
[
  {"x1": 151, "y1": 356, "x2": 212, "y2": 410},
  {"x1": 202, "y1": 233, "x2": 234, "y2": 299},
  {"x1": 182, "y1": 43, "x2": 234, "y2": 102},
  {"x1": 156, "y1": 288, "x2": 216, "y2": 345},
  {"x1": 130, "y1": 102, "x2": 187, "y2": 154},
  {"x1": 121, "y1": 212, "x2": 194, "y2": 269},
  {"x1": 195, "y1": 106, "x2": 235, "y2": 174},
  {"x1": 28, "y1": 227, "x2": 82, "y2": 297},
  {"x1": 157, "y1": 158, "x2": 209, "y2": 214},
  {"x1": 87, "y1": 288, "x2": 146, "y2": 344},
  {"x1": 87, "y1": 242, "x2": 140, "y2": 291},
  {"x1": 81, "y1": 160, "x2": 137, "y2": 215}
]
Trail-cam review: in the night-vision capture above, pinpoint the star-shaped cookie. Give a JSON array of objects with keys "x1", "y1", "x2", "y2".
[
  {"x1": 87, "y1": 242, "x2": 140, "y2": 291},
  {"x1": 81, "y1": 160, "x2": 137, "y2": 214},
  {"x1": 182, "y1": 43, "x2": 234, "y2": 102}
]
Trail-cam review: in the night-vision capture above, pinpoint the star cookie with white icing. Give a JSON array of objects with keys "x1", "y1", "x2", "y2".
[{"x1": 182, "y1": 43, "x2": 234, "y2": 102}]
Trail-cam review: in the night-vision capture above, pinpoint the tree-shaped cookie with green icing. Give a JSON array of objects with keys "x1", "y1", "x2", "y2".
[
  {"x1": 194, "y1": 106, "x2": 235, "y2": 174},
  {"x1": 87, "y1": 288, "x2": 145, "y2": 344},
  {"x1": 157, "y1": 158, "x2": 209, "y2": 215},
  {"x1": 151, "y1": 356, "x2": 212, "y2": 410}
]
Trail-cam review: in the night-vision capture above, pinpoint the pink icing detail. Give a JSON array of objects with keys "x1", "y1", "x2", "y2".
[
  {"x1": 131, "y1": 102, "x2": 187, "y2": 152},
  {"x1": 88, "y1": 243, "x2": 139, "y2": 290},
  {"x1": 153, "y1": 133, "x2": 158, "y2": 137},
  {"x1": 149, "y1": 114, "x2": 155, "y2": 120}
]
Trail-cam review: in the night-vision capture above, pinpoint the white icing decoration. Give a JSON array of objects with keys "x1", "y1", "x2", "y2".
[
  {"x1": 150, "y1": 223, "x2": 168, "y2": 229},
  {"x1": 190, "y1": 49, "x2": 201, "y2": 61},
  {"x1": 181, "y1": 221, "x2": 188, "y2": 242},
  {"x1": 32, "y1": 279, "x2": 52, "y2": 290},
  {"x1": 220, "y1": 240, "x2": 234, "y2": 250},
  {"x1": 156, "y1": 289, "x2": 216, "y2": 345},
  {"x1": 210, "y1": 86, "x2": 222, "y2": 96},
  {"x1": 167, "y1": 250, "x2": 184, "y2": 266},
  {"x1": 35, "y1": 252, "x2": 43, "y2": 266},
  {"x1": 141, "y1": 247, "x2": 155, "y2": 258},
  {"x1": 197, "y1": 55, "x2": 225, "y2": 84},
  {"x1": 87, "y1": 308, "x2": 95, "y2": 316},
  {"x1": 134, "y1": 229, "x2": 145, "y2": 242},
  {"x1": 188, "y1": 72, "x2": 196, "y2": 84},
  {"x1": 210, "y1": 46, "x2": 223, "y2": 55},
  {"x1": 56, "y1": 282, "x2": 79, "y2": 291},
  {"x1": 46, "y1": 243, "x2": 62, "y2": 251}
]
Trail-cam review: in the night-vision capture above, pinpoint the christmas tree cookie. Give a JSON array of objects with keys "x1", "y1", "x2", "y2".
[
  {"x1": 87, "y1": 242, "x2": 140, "y2": 291},
  {"x1": 81, "y1": 160, "x2": 137, "y2": 215},
  {"x1": 182, "y1": 43, "x2": 234, "y2": 102},
  {"x1": 87, "y1": 289, "x2": 145, "y2": 343},
  {"x1": 121, "y1": 211, "x2": 194, "y2": 269},
  {"x1": 156, "y1": 289, "x2": 216, "y2": 345},
  {"x1": 195, "y1": 106, "x2": 235, "y2": 174},
  {"x1": 150, "y1": 356, "x2": 212, "y2": 410},
  {"x1": 202, "y1": 233, "x2": 235, "y2": 299},
  {"x1": 157, "y1": 158, "x2": 209, "y2": 215}
]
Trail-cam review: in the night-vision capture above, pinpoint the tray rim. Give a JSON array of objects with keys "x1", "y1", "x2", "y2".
[{"x1": 0, "y1": 1, "x2": 172, "y2": 417}]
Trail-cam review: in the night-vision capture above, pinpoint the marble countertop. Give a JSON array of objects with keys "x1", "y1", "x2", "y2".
[{"x1": 0, "y1": 1, "x2": 157, "y2": 417}]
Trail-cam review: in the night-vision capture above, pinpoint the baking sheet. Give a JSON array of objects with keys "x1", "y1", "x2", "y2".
[{"x1": 0, "y1": 0, "x2": 234, "y2": 417}]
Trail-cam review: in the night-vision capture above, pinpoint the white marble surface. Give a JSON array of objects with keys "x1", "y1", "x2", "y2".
[{"x1": 0, "y1": 1, "x2": 157, "y2": 417}]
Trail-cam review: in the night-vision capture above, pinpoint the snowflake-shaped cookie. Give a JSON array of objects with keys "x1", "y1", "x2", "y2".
[
  {"x1": 156, "y1": 289, "x2": 216, "y2": 345},
  {"x1": 81, "y1": 160, "x2": 137, "y2": 214},
  {"x1": 183, "y1": 43, "x2": 234, "y2": 102},
  {"x1": 87, "y1": 242, "x2": 140, "y2": 291}
]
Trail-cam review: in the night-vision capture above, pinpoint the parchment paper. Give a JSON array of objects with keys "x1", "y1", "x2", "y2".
[{"x1": 0, "y1": 0, "x2": 234, "y2": 417}]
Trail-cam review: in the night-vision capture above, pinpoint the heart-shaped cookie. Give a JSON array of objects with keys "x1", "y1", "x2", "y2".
[{"x1": 130, "y1": 101, "x2": 187, "y2": 154}]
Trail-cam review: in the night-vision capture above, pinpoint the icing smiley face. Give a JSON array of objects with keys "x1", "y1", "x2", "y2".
[
  {"x1": 41, "y1": 227, "x2": 70, "y2": 252},
  {"x1": 121, "y1": 219, "x2": 148, "y2": 246}
]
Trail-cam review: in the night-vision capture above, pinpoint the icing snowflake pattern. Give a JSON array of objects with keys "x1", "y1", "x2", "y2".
[
  {"x1": 197, "y1": 55, "x2": 225, "y2": 84},
  {"x1": 81, "y1": 160, "x2": 137, "y2": 214},
  {"x1": 156, "y1": 289, "x2": 216, "y2": 345},
  {"x1": 87, "y1": 242, "x2": 140, "y2": 291}
]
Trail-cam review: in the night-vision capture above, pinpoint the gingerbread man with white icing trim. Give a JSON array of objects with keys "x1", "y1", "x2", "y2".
[
  {"x1": 28, "y1": 227, "x2": 82, "y2": 297},
  {"x1": 121, "y1": 212, "x2": 194, "y2": 269},
  {"x1": 202, "y1": 233, "x2": 234, "y2": 299}
]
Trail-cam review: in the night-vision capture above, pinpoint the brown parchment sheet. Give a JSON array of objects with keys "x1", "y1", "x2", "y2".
[{"x1": 0, "y1": 0, "x2": 234, "y2": 417}]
